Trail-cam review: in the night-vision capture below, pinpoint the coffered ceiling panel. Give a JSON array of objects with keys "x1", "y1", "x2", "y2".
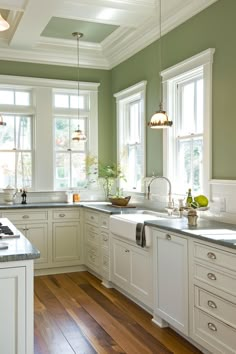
[{"x1": 0, "y1": 0, "x2": 219, "y2": 69}]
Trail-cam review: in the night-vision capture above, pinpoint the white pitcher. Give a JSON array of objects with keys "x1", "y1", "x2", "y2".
[{"x1": 2, "y1": 185, "x2": 17, "y2": 204}]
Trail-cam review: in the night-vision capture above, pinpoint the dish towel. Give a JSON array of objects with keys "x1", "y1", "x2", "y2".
[{"x1": 136, "y1": 223, "x2": 146, "y2": 247}]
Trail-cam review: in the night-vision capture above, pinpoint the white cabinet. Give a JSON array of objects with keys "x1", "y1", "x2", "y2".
[
  {"x1": 111, "y1": 236, "x2": 153, "y2": 308},
  {"x1": 2, "y1": 210, "x2": 49, "y2": 269},
  {"x1": 52, "y1": 209, "x2": 81, "y2": 267},
  {"x1": 152, "y1": 228, "x2": 189, "y2": 335},
  {"x1": 189, "y1": 239, "x2": 236, "y2": 354},
  {"x1": 84, "y1": 210, "x2": 110, "y2": 284},
  {"x1": 0, "y1": 260, "x2": 34, "y2": 354}
]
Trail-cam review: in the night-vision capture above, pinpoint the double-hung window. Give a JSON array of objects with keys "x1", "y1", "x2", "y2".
[
  {"x1": 54, "y1": 90, "x2": 89, "y2": 190},
  {"x1": 114, "y1": 81, "x2": 146, "y2": 193},
  {"x1": 163, "y1": 49, "x2": 215, "y2": 196},
  {"x1": 0, "y1": 89, "x2": 33, "y2": 189}
]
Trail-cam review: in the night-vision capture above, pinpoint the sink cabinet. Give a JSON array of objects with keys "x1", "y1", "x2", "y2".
[
  {"x1": 111, "y1": 236, "x2": 153, "y2": 308},
  {"x1": 152, "y1": 228, "x2": 189, "y2": 335}
]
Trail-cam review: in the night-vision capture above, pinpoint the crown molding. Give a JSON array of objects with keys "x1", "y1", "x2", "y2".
[{"x1": 0, "y1": 0, "x2": 218, "y2": 70}]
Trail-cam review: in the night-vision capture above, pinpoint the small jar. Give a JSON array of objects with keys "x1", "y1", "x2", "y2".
[
  {"x1": 73, "y1": 193, "x2": 80, "y2": 202},
  {"x1": 187, "y1": 209, "x2": 198, "y2": 226}
]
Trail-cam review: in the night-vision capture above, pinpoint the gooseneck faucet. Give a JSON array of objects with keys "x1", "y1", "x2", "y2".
[{"x1": 147, "y1": 176, "x2": 173, "y2": 208}]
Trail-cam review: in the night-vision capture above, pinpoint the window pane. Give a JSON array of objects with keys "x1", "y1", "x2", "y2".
[
  {"x1": 55, "y1": 118, "x2": 70, "y2": 150},
  {"x1": 71, "y1": 152, "x2": 86, "y2": 188},
  {"x1": 129, "y1": 101, "x2": 140, "y2": 143},
  {"x1": 15, "y1": 91, "x2": 30, "y2": 106},
  {"x1": 196, "y1": 79, "x2": 203, "y2": 133},
  {"x1": 178, "y1": 139, "x2": 192, "y2": 190},
  {"x1": 0, "y1": 116, "x2": 14, "y2": 149},
  {"x1": 54, "y1": 94, "x2": 69, "y2": 108},
  {"x1": 16, "y1": 116, "x2": 31, "y2": 149},
  {"x1": 0, "y1": 152, "x2": 16, "y2": 187},
  {"x1": 192, "y1": 138, "x2": 203, "y2": 193},
  {"x1": 70, "y1": 95, "x2": 84, "y2": 109},
  {"x1": 16, "y1": 152, "x2": 32, "y2": 189},
  {"x1": 180, "y1": 82, "x2": 194, "y2": 134},
  {"x1": 0, "y1": 90, "x2": 14, "y2": 104},
  {"x1": 55, "y1": 153, "x2": 70, "y2": 189}
]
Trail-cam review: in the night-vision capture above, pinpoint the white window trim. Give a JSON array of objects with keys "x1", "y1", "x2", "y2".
[
  {"x1": 0, "y1": 75, "x2": 100, "y2": 191},
  {"x1": 114, "y1": 80, "x2": 147, "y2": 193},
  {"x1": 162, "y1": 48, "x2": 215, "y2": 197}
]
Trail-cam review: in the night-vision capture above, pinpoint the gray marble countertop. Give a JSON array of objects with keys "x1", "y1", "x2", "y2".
[
  {"x1": 145, "y1": 217, "x2": 236, "y2": 250},
  {"x1": 0, "y1": 218, "x2": 40, "y2": 262}
]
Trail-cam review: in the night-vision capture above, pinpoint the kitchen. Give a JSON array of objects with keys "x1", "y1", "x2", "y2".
[{"x1": 0, "y1": 0, "x2": 236, "y2": 353}]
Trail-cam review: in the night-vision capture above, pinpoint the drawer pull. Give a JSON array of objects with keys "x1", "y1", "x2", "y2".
[
  {"x1": 207, "y1": 252, "x2": 216, "y2": 260},
  {"x1": 125, "y1": 249, "x2": 130, "y2": 253},
  {"x1": 208, "y1": 300, "x2": 217, "y2": 309},
  {"x1": 207, "y1": 272, "x2": 217, "y2": 281},
  {"x1": 166, "y1": 234, "x2": 171, "y2": 240},
  {"x1": 103, "y1": 236, "x2": 108, "y2": 241},
  {"x1": 208, "y1": 322, "x2": 217, "y2": 332},
  {"x1": 59, "y1": 213, "x2": 65, "y2": 217},
  {"x1": 90, "y1": 216, "x2": 94, "y2": 220},
  {"x1": 22, "y1": 215, "x2": 29, "y2": 219}
]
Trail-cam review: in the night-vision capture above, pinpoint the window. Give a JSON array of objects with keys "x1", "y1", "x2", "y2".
[
  {"x1": 0, "y1": 88, "x2": 33, "y2": 189},
  {"x1": 114, "y1": 81, "x2": 146, "y2": 193},
  {"x1": 162, "y1": 49, "x2": 215, "y2": 196},
  {"x1": 53, "y1": 89, "x2": 91, "y2": 190}
]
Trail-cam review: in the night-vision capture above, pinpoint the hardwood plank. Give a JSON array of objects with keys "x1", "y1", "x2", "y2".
[
  {"x1": 67, "y1": 272, "x2": 202, "y2": 354},
  {"x1": 40, "y1": 275, "x2": 126, "y2": 354}
]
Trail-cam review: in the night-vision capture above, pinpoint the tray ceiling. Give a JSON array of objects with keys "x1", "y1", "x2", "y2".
[{"x1": 0, "y1": 0, "x2": 218, "y2": 69}]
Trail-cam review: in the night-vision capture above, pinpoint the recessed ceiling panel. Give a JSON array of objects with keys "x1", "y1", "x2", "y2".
[{"x1": 41, "y1": 17, "x2": 119, "y2": 43}]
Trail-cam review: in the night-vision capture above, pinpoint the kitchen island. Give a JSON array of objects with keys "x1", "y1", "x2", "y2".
[{"x1": 0, "y1": 217, "x2": 40, "y2": 354}]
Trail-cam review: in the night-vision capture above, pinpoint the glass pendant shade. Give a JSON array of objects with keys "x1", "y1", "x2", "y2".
[
  {"x1": 72, "y1": 126, "x2": 87, "y2": 141},
  {"x1": 0, "y1": 115, "x2": 6, "y2": 126},
  {"x1": 148, "y1": 104, "x2": 172, "y2": 129},
  {"x1": 0, "y1": 14, "x2": 10, "y2": 31}
]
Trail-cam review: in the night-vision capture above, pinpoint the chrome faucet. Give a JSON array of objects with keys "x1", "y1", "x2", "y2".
[{"x1": 147, "y1": 176, "x2": 173, "y2": 208}]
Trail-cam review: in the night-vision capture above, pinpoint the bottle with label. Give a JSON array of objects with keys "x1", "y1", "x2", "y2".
[{"x1": 186, "y1": 188, "x2": 193, "y2": 207}]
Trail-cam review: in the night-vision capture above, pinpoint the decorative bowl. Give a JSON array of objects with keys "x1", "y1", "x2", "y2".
[{"x1": 109, "y1": 196, "x2": 131, "y2": 207}]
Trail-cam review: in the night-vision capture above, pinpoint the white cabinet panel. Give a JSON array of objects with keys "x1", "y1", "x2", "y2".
[{"x1": 0, "y1": 267, "x2": 26, "y2": 354}]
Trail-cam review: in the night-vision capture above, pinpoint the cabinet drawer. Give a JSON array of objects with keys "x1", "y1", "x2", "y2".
[
  {"x1": 195, "y1": 286, "x2": 236, "y2": 328},
  {"x1": 194, "y1": 263, "x2": 236, "y2": 297},
  {"x1": 101, "y1": 231, "x2": 109, "y2": 248},
  {"x1": 194, "y1": 242, "x2": 236, "y2": 272},
  {"x1": 194, "y1": 308, "x2": 236, "y2": 354},
  {"x1": 86, "y1": 246, "x2": 100, "y2": 268},
  {"x1": 53, "y1": 209, "x2": 80, "y2": 220},
  {"x1": 85, "y1": 211, "x2": 99, "y2": 226},
  {"x1": 86, "y1": 224, "x2": 99, "y2": 245},
  {"x1": 2, "y1": 210, "x2": 48, "y2": 222},
  {"x1": 100, "y1": 215, "x2": 109, "y2": 229},
  {"x1": 101, "y1": 254, "x2": 109, "y2": 272}
]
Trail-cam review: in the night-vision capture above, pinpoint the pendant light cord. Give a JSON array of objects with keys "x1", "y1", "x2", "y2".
[
  {"x1": 159, "y1": 0, "x2": 163, "y2": 110},
  {"x1": 72, "y1": 32, "x2": 83, "y2": 126}
]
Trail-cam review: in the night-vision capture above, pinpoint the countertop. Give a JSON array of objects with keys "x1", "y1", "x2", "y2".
[
  {"x1": 145, "y1": 217, "x2": 236, "y2": 250},
  {"x1": 0, "y1": 218, "x2": 40, "y2": 262}
]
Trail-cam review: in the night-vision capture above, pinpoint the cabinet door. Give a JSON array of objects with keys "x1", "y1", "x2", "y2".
[
  {"x1": 52, "y1": 222, "x2": 81, "y2": 265},
  {"x1": 0, "y1": 267, "x2": 26, "y2": 354},
  {"x1": 130, "y1": 245, "x2": 153, "y2": 307},
  {"x1": 111, "y1": 238, "x2": 130, "y2": 288},
  {"x1": 153, "y1": 230, "x2": 188, "y2": 335},
  {"x1": 16, "y1": 223, "x2": 49, "y2": 268}
]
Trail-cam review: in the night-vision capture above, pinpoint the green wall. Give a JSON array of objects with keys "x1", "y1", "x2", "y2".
[
  {"x1": 1, "y1": 0, "x2": 236, "y2": 179},
  {"x1": 0, "y1": 61, "x2": 113, "y2": 164},
  {"x1": 111, "y1": 0, "x2": 236, "y2": 179}
]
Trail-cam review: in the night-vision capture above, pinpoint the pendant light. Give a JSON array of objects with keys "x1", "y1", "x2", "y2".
[
  {"x1": 148, "y1": 0, "x2": 172, "y2": 129},
  {"x1": 72, "y1": 32, "x2": 87, "y2": 142},
  {"x1": 0, "y1": 114, "x2": 6, "y2": 126},
  {"x1": 0, "y1": 13, "x2": 9, "y2": 32}
]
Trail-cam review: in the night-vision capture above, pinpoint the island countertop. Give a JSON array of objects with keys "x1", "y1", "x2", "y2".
[{"x1": 0, "y1": 218, "x2": 40, "y2": 262}]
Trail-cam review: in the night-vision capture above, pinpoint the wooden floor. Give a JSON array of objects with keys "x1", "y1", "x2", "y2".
[{"x1": 34, "y1": 271, "x2": 202, "y2": 354}]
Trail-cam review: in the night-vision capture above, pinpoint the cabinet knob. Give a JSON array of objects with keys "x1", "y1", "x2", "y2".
[
  {"x1": 208, "y1": 322, "x2": 217, "y2": 332},
  {"x1": 166, "y1": 234, "x2": 172, "y2": 240},
  {"x1": 207, "y1": 272, "x2": 217, "y2": 281},
  {"x1": 103, "y1": 236, "x2": 108, "y2": 241},
  {"x1": 59, "y1": 213, "x2": 65, "y2": 217},
  {"x1": 208, "y1": 300, "x2": 217, "y2": 309},
  {"x1": 207, "y1": 252, "x2": 216, "y2": 260}
]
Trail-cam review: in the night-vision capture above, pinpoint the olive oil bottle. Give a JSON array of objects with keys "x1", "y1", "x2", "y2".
[{"x1": 186, "y1": 188, "x2": 193, "y2": 207}]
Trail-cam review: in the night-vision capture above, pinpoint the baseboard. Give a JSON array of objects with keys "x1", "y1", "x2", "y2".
[{"x1": 34, "y1": 264, "x2": 86, "y2": 276}]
